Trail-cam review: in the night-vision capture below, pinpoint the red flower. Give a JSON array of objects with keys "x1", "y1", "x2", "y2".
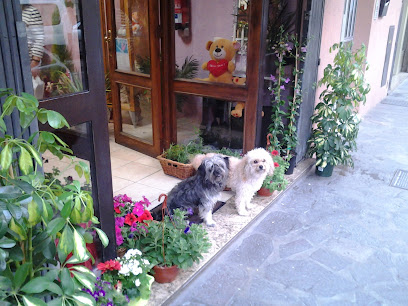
[
  {"x1": 271, "y1": 150, "x2": 279, "y2": 156},
  {"x1": 137, "y1": 210, "x2": 153, "y2": 223},
  {"x1": 97, "y1": 260, "x2": 121, "y2": 274},
  {"x1": 114, "y1": 207, "x2": 121, "y2": 214},
  {"x1": 274, "y1": 162, "x2": 280, "y2": 168},
  {"x1": 124, "y1": 213, "x2": 137, "y2": 226}
]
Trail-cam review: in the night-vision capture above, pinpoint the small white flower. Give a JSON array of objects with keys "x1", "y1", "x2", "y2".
[{"x1": 135, "y1": 279, "x2": 141, "y2": 287}]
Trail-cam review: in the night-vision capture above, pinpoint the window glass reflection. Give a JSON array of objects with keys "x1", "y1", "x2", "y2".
[
  {"x1": 21, "y1": 0, "x2": 87, "y2": 100},
  {"x1": 114, "y1": 0, "x2": 150, "y2": 74},
  {"x1": 176, "y1": 94, "x2": 243, "y2": 151},
  {"x1": 174, "y1": 0, "x2": 248, "y2": 85}
]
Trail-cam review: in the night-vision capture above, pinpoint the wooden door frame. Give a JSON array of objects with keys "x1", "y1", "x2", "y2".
[
  {"x1": 161, "y1": 0, "x2": 269, "y2": 153},
  {"x1": 105, "y1": 0, "x2": 163, "y2": 157}
]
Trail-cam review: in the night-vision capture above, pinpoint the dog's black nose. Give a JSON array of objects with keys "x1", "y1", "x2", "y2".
[
  {"x1": 259, "y1": 165, "x2": 264, "y2": 170},
  {"x1": 215, "y1": 47, "x2": 221, "y2": 53}
]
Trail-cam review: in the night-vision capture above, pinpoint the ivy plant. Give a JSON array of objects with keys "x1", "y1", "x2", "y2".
[
  {"x1": 0, "y1": 88, "x2": 109, "y2": 305},
  {"x1": 308, "y1": 43, "x2": 370, "y2": 168}
]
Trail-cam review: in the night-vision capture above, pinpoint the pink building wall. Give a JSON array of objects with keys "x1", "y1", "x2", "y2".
[
  {"x1": 359, "y1": 0, "x2": 402, "y2": 116},
  {"x1": 314, "y1": 0, "x2": 345, "y2": 104},
  {"x1": 315, "y1": 0, "x2": 403, "y2": 116}
]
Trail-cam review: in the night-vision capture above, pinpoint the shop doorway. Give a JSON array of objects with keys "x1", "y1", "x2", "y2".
[{"x1": 101, "y1": 0, "x2": 268, "y2": 156}]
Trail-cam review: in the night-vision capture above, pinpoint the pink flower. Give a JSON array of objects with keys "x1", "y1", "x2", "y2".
[
  {"x1": 280, "y1": 85, "x2": 285, "y2": 90},
  {"x1": 116, "y1": 234, "x2": 124, "y2": 246},
  {"x1": 285, "y1": 78, "x2": 290, "y2": 84},
  {"x1": 301, "y1": 46, "x2": 307, "y2": 53},
  {"x1": 115, "y1": 217, "x2": 125, "y2": 227},
  {"x1": 271, "y1": 150, "x2": 279, "y2": 156},
  {"x1": 270, "y1": 90, "x2": 275, "y2": 96},
  {"x1": 270, "y1": 75, "x2": 276, "y2": 82},
  {"x1": 132, "y1": 203, "x2": 144, "y2": 217},
  {"x1": 274, "y1": 162, "x2": 280, "y2": 168},
  {"x1": 140, "y1": 196, "x2": 151, "y2": 207}
]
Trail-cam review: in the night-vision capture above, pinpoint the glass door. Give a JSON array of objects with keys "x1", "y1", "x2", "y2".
[{"x1": 105, "y1": 0, "x2": 162, "y2": 156}]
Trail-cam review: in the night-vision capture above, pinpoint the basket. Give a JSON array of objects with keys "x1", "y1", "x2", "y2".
[{"x1": 157, "y1": 154, "x2": 196, "y2": 180}]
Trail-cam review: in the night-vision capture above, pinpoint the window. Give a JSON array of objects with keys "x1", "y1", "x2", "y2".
[{"x1": 341, "y1": 0, "x2": 358, "y2": 42}]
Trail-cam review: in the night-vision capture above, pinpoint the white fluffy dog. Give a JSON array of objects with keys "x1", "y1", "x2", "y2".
[{"x1": 192, "y1": 148, "x2": 274, "y2": 216}]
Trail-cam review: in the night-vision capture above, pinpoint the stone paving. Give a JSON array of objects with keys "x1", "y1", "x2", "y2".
[{"x1": 164, "y1": 80, "x2": 408, "y2": 305}]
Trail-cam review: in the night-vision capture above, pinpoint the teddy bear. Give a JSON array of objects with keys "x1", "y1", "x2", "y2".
[
  {"x1": 201, "y1": 38, "x2": 240, "y2": 83},
  {"x1": 231, "y1": 101, "x2": 264, "y2": 118}
]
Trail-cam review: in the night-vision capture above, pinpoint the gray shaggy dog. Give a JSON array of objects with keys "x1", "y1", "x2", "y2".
[{"x1": 164, "y1": 155, "x2": 229, "y2": 226}]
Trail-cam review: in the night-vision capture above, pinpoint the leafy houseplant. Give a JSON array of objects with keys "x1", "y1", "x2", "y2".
[
  {"x1": 308, "y1": 43, "x2": 370, "y2": 175},
  {"x1": 134, "y1": 209, "x2": 211, "y2": 282},
  {"x1": 0, "y1": 88, "x2": 109, "y2": 305}
]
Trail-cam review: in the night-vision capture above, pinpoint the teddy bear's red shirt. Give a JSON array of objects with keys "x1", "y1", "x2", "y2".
[{"x1": 207, "y1": 59, "x2": 229, "y2": 77}]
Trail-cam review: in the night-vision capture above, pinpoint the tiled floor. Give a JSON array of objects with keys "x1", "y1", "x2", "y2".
[{"x1": 108, "y1": 127, "x2": 234, "y2": 210}]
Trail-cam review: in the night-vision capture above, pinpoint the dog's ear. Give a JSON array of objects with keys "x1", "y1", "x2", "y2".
[
  {"x1": 197, "y1": 160, "x2": 207, "y2": 176},
  {"x1": 267, "y1": 155, "x2": 275, "y2": 175},
  {"x1": 223, "y1": 156, "x2": 230, "y2": 169}
]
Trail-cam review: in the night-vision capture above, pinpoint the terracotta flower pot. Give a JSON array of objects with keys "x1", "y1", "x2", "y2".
[
  {"x1": 153, "y1": 265, "x2": 179, "y2": 283},
  {"x1": 257, "y1": 187, "x2": 273, "y2": 197}
]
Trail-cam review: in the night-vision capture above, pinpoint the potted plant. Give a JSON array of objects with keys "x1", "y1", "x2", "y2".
[
  {"x1": 0, "y1": 89, "x2": 109, "y2": 304},
  {"x1": 113, "y1": 194, "x2": 153, "y2": 256},
  {"x1": 258, "y1": 150, "x2": 289, "y2": 196},
  {"x1": 308, "y1": 43, "x2": 370, "y2": 177},
  {"x1": 268, "y1": 27, "x2": 307, "y2": 174},
  {"x1": 94, "y1": 248, "x2": 154, "y2": 305},
  {"x1": 134, "y1": 209, "x2": 211, "y2": 283},
  {"x1": 157, "y1": 140, "x2": 204, "y2": 179}
]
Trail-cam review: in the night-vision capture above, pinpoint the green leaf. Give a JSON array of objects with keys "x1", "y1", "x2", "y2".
[
  {"x1": 18, "y1": 146, "x2": 33, "y2": 176},
  {"x1": 46, "y1": 110, "x2": 69, "y2": 129},
  {"x1": 0, "y1": 249, "x2": 8, "y2": 271},
  {"x1": 94, "y1": 227, "x2": 109, "y2": 247},
  {"x1": 71, "y1": 270, "x2": 95, "y2": 292},
  {"x1": 8, "y1": 245, "x2": 24, "y2": 261},
  {"x1": 42, "y1": 239, "x2": 56, "y2": 260},
  {"x1": 57, "y1": 225, "x2": 73, "y2": 263},
  {"x1": 73, "y1": 228, "x2": 89, "y2": 262},
  {"x1": 9, "y1": 218, "x2": 27, "y2": 241},
  {"x1": 21, "y1": 277, "x2": 54, "y2": 294},
  {"x1": 0, "y1": 117, "x2": 7, "y2": 133},
  {"x1": 13, "y1": 262, "x2": 31, "y2": 289},
  {"x1": 41, "y1": 132, "x2": 55, "y2": 144},
  {"x1": 60, "y1": 268, "x2": 74, "y2": 295},
  {"x1": 46, "y1": 217, "x2": 66, "y2": 236},
  {"x1": 21, "y1": 143, "x2": 42, "y2": 167},
  {"x1": 7, "y1": 203, "x2": 23, "y2": 220},
  {"x1": 60, "y1": 201, "x2": 73, "y2": 219},
  {"x1": 22, "y1": 295, "x2": 47, "y2": 306},
  {"x1": 0, "y1": 276, "x2": 12, "y2": 291},
  {"x1": 0, "y1": 237, "x2": 16, "y2": 248},
  {"x1": 70, "y1": 292, "x2": 96, "y2": 306},
  {"x1": 0, "y1": 143, "x2": 12, "y2": 172},
  {"x1": 0, "y1": 219, "x2": 8, "y2": 238},
  {"x1": 27, "y1": 200, "x2": 40, "y2": 227}
]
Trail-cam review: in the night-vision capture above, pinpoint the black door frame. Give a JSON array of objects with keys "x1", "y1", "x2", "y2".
[{"x1": 15, "y1": 0, "x2": 116, "y2": 260}]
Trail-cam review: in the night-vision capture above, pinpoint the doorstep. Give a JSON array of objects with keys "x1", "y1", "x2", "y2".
[{"x1": 148, "y1": 158, "x2": 315, "y2": 305}]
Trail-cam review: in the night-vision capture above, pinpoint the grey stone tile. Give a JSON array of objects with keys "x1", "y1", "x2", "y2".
[
  {"x1": 228, "y1": 233, "x2": 274, "y2": 268},
  {"x1": 256, "y1": 211, "x2": 303, "y2": 237},
  {"x1": 349, "y1": 254, "x2": 394, "y2": 284},
  {"x1": 279, "y1": 239, "x2": 313, "y2": 258},
  {"x1": 310, "y1": 249, "x2": 351, "y2": 271},
  {"x1": 264, "y1": 260, "x2": 356, "y2": 298}
]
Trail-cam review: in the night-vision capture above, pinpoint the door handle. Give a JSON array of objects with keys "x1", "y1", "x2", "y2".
[{"x1": 104, "y1": 29, "x2": 112, "y2": 43}]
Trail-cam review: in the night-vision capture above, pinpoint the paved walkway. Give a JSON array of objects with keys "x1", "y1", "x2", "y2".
[{"x1": 165, "y1": 80, "x2": 408, "y2": 305}]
